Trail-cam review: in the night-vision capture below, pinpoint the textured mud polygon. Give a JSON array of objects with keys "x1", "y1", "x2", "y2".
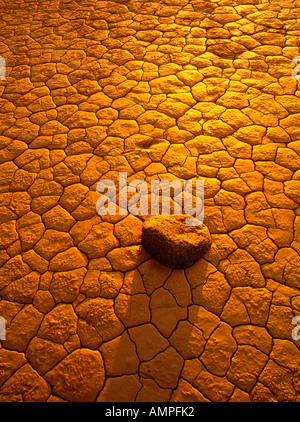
[{"x1": 0, "y1": 0, "x2": 300, "y2": 403}]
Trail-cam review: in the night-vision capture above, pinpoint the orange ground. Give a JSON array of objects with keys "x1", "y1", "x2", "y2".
[{"x1": 0, "y1": 0, "x2": 300, "y2": 402}]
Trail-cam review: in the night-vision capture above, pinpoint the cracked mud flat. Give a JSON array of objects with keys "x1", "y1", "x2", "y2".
[{"x1": 0, "y1": 0, "x2": 300, "y2": 402}]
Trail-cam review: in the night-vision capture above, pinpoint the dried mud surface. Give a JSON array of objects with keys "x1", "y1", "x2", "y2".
[{"x1": 0, "y1": 0, "x2": 300, "y2": 402}]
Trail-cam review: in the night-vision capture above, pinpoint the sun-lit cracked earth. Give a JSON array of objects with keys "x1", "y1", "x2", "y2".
[{"x1": 0, "y1": 0, "x2": 300, "y2": 403}]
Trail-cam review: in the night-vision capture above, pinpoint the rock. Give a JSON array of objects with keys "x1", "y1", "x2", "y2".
[
  {"x1": 162, "y1": 269, "x2": 192, "y2": 307},
  {"x1": 142, "y1": 215, "x2": 212, "y2": 269},
  {"x1": 34, "y1": 229, "x2": 73, "y2": 260}
]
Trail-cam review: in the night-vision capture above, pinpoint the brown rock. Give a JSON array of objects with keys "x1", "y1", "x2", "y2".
[
  {"x1": 79, "y1": 270, "x2": 101, "y2": 297},
  {"x1": 108, "y1": 119, "x2": 139, "y2": 137},
  {"x1": 229, "y1": 387, "x2": 250, "y2": 402},
  {"x1": 59, "y1": 183, "x2": 89, "y2": 213},
  {"x1": 64, "y1": 111, "x2": 98, "y2": 129},
  {"x1": 45, "y1": 349, "x2": 105, "y2": 402},
  {"x1": 64, "y1": 334, "x2": 81, "y2": 353},
  {"x1": 233, "y1": 325, "x2": 272, "y2": 354},
  {"x1": 0, "y1": 221, "x2": 18, "y2": 249},
  {"x1": 267, "y1": 304, "x2": 294, "y2": 339},
  {"x1": 22, "y1": 250, "x2": 49, "y2": 274},
  {"x1": 98, "y1": 271, "x2": 123, "y2": 298},
  {"x1": 222, "y1": 250, "x2": 265, "y2": 288},
  {"x1": 185, "y1": 259, "x2": 217, "y2": 288},
  {"x1": 149, "y1": 75, "x2": 188, "y2": 94},
  {"x1": 250, "y1": 382, "x2": 277, "y2": 402},
  {"x1": 234, "y1": 287, "x2": 272, "y2": 326},
  {"x1": 0, "y1": 300, "x2": 23, "y2": 326},
  {"x1": 120, "y1": 269, "x2": 146, "y2": 295},
  {"x1": 220, "y1": 291, "x2": 251, "y2": 326},
  {"x1": 270, "y1": 339, "x2": 300, "y2": 371},
  {"x1": 18, "y1": 222, "x2": 45, "y2": 252},
  {"x1": 181, "y1": 358, "x2": 210, "y2": 385},
  {"x1": 142, "y1": 215, "x2": 212, "y2": 269},
  {"x1": 77, "y1": 319, "x2": 102, "y2": 349},
  {"x1": 114, "y1": 214, "x2": 143, "y2": 246}
]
